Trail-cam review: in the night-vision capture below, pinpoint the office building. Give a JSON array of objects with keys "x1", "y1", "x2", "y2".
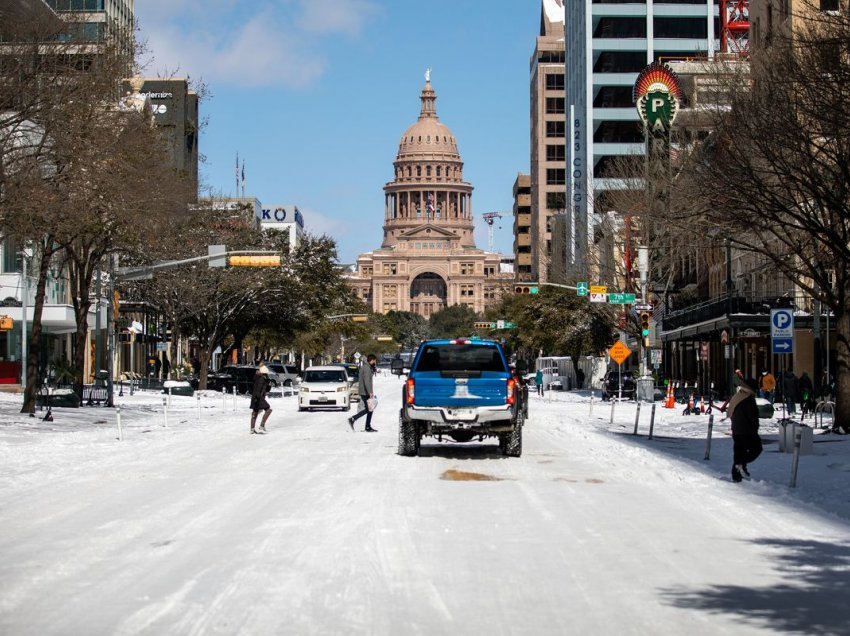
[
  {"x1": 564, "y1": 0, "x2": 721, "y2": 281},
  {"x1": 529, "y1": 0, "x2": 566, "y2": 283}
]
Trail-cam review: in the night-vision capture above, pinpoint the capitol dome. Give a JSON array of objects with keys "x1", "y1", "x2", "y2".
[{"x1": 395, "y1": 78, "x2": 461, "y2": 164}]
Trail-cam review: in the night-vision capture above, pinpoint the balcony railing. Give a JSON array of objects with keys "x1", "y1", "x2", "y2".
[{"x1": 661, "y1": 292, "x2": 816, "y2": 332}]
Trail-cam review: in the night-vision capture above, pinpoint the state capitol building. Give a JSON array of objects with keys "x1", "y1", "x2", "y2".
[{"x1": 348, "y1": 74, "x2": 512, "y2": 317}]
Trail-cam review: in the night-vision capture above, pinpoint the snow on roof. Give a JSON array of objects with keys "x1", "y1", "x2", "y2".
[{"x1": 543, "y1": 0, "x2": 565, "y2": 24}]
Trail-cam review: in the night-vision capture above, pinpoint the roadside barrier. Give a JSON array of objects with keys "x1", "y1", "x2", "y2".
[
  {"x1": 703, "y1": 414, "x2": 714, "y2": 460},
  {"x1": 648, "y1": 403, "x2": 657, "y2": 439}
]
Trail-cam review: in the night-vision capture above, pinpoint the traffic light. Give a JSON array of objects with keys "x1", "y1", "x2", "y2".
[
  {"x1": 474, "y1": 321, "x2": 493, "y2": 329},
  {"x1": 350, "y1": 314, "x2": 368, "y2": 322},
  {"x1": 514, "y1": 284, "x2": 539, "y2": 295},
  {"x1": 228, "y1": 255, "x2": 281, "y2": 267},
  {"x1": 640, "y1": 312, "x2": 650, "y2": 337},
  {"x1": 640, "y1": 312, "x2": 651, "y2": 348}
]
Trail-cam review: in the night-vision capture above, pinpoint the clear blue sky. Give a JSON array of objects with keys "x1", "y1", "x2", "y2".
[{"x1": 136, "y1": 1, "x2": 540, "y2": 263}]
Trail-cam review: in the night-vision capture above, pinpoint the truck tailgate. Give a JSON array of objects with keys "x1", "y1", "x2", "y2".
[{"x1": 413, "y1": 372, "x2": 508, "y2": 408}]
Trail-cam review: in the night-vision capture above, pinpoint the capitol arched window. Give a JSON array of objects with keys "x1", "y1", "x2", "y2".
[
  {"x1": 426, "y1": 166, "x2": 431, "y2": 177},
  {"x1": 416, "y1": 166, "x2": 421, "y2": 177},
  {"x1": 436, "y1": 167, "x2": 441, "y2": 177}
]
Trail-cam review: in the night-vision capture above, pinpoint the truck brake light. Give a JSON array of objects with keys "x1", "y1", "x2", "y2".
[
  {"x1": 449, "y1": 338, "x2": 470, "y2": 345},
  {"x1": 406, "y1": 378, "x2": 415, "y2": 404},
  {"x1": 506, "y1": 378, "x2": 516, "y2": 405}
]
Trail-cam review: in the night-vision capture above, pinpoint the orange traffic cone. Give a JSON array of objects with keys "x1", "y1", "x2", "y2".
[
  {"x1": 664, "y1": 382, "x2": 675, "y2": 408},
  {"x1": 699, "y1": 395, "x2": 706, "y2": 414}
]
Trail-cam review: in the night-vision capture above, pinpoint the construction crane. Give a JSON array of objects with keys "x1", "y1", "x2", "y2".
[
  {"x1": 482, "y1": 212, "x2": 505, "y2": 252},
  {"x1": 720, "y1": 0, "x2": 749, "y2": 56}
]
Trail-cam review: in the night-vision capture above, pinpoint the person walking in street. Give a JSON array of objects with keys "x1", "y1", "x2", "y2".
[
  {"x1": 728, "y1": 377, "x2": 762, "y2": 482},
  {"x1": 535, "y1": 369, "x2": 544, "y2": 396},
  {"x1": 798, "y1": 371, "x2": 815, "y2": 416},
  {"x1": 348, "y1": 354, "x2": 378, "y2": 432},
  {"x1": 759, "y1": 370, "x2": 776, "y2": 404},
  {"x1": 249, "y1": 363, "x2": 273, "y2": 434},
  {"x1": 782, "y1": 369, "x2": 799, "y2": 415}
]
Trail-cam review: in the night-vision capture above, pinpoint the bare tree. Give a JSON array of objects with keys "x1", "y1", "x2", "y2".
[{"x1": 667, "y1": 7, "x2": 850, "y2": 430}]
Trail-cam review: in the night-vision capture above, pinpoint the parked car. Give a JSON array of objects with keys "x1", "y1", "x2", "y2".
[
  {"x1": 207, "y1": 365, "x2": 280, "y2": 394},
  {"x1": 331, "y1": 362, "x2": 361, "y2": 403},
  {"x1": 600, "y1": 371, "x2": 636, "y2": 401},
  {"x1": 298, "y1": 366, "x2": 351, "y2": 411},
  {"x1": 267, "y1": 362, "x2": 299, "y2": 386}
]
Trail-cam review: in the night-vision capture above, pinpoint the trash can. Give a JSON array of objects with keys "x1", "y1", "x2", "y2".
[
  {"x1": 778, "y1": 422, "x2": 813, "y2": 455},
  {"x1": 636, "y1": 376, "x2": 655, "y2": 402}
]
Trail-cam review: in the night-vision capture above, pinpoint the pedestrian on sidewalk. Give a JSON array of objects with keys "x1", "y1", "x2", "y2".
[
  {"x1": 728, "y1": 377, "x2": 762, "y2": 482},
  {"x1": 535, "y1": 369, "x2": 544, "y2": 396},
  {"x1": 348, "y1": 354, "x2": 378, "y2": 432},
  {"x1": 759, "y1": 370, "x2": 776, "y2": 404},
  {"x1": 782, "y1": 369, "x2": 798, "y2": 415},
  {"x1": 249, "y1": 363, "x2": 273, "y2": 434}
]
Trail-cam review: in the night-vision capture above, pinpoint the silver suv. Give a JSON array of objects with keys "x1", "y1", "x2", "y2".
[{"x1": 268, "y1": 363, "x2": 299, "y2": 387}]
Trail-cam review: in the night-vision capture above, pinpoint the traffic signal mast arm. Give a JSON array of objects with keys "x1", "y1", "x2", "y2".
[
  {"x1": 514, "y1": 281, "x2": 578, "y2": 292},
  {"x1": 115, "y1": 249, "x2": 281, "y2": 280}
]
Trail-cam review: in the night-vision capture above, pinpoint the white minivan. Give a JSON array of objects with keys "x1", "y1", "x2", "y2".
[{"x1": 298, "y1": 366, "x2": 351, "y2": 411}]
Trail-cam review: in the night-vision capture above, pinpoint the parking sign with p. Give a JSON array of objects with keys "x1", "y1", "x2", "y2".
[{"x1": 770, "y1": 308, "x2": 794, "y2": 354}]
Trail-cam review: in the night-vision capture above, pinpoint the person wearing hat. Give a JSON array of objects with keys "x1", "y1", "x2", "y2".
[
  {"x1": 759, "y1": 370, "x2": 776, "y2": 404},
  {"x1": 249, "y1": 363, "x2": 273, "y2": 434},
  {"x1": 727, "y1": 377, "x2": 762, "y2": 482}
]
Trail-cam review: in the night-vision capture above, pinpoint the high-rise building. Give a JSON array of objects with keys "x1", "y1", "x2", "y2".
[
  {"x1": 44, "y1": 0, "x2": 134, "y2": 61},
  {"x1": 120, "y1": 77, "x2": 199, "y2": 199},
  {"x1": 529, "y1": 0, "x2": 566, "y2": 284},
  {"x1": 349, "y1": 75, "x2": 512, "y2": 317},
  {"x1": 512, "y1": 174, "x2": 532, "y2": 281},
  {"x1": 565, "y1": 0, "x2": 720, "y2": 282}
]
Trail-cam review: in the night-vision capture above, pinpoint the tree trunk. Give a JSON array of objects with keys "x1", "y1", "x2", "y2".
[
  {"x1": 834, "y1": 302, "x2": 850, "y2": 433},
  {"x1": 72, "y1": 301, "x2": 91, "y2": 399},
  {"x1": 20, "y1": 245, "x2": 54, "y2": 414},
  {"x1": 169, "y1": 322, "x2": 180, "y2": 381},
  {"x1": 197, "y1": 343, "x2": 210, "y2": 390}
]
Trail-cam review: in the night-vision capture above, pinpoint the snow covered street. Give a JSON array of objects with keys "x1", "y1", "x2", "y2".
[{"x1": 1, "y1": 374, "x2": 849, "y2": 635}]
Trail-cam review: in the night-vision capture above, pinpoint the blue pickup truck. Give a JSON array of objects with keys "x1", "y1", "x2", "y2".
[{"x1": 398, "y1": 338, "x2": 524, "y2": 457}]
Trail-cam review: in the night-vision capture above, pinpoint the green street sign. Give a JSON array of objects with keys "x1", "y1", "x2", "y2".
[
  {"x1": 608, "y1": 293, "x2": 636, "y2": 305},
  {"x1": 576, "y1": 282, "x2": 588, "y2": 297},
  {"x1": 503, "y1": 322, "x2": 517, "y2": 329}
]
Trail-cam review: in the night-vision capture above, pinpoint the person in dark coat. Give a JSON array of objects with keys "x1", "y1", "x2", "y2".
[
  {"x1": 249, "y1": 363, "x2": 272, "y2": 434},
  {"x1": 576, "y1": 368, "x2": 585, "y2": 390},
  {"x1": 728, "y1": 378, "x2": 762, "y2": 482},
  {"x1": 348, "y1": 354, "x2": 377, "y2": 432},
  {"x1": 798, "y1": 371, "x2": 815, "y2": 416},
  {"x1": 782, "y1": 369, "x2": 798, "y2": 415}
]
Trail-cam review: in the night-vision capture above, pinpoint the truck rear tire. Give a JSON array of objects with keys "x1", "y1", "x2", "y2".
[
  {"x1": 398, "y1": 416, "x2": 419, "y2": 456},
  {"x1": 503, "y1": 412, "x2": 523, "y2": 457}
]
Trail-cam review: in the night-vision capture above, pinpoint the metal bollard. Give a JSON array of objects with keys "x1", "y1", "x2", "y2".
[
  {"x1": 648, "y1": 403, "x2": 657, "y2": 440},
  {"x1": 633, "y1": 401, "x2": 642, "y2": 435},
  {"x1": 704, "y1": 414, "x2": 714, "y2": 460},
  {"x1": 589, "y1": 393, "x2": 594, "y2": 417},
  {"x1": 232, "y1": 386, "x2": 237, "y2": 412},
  {"x1": 168, "y1": 387, "x2": 173, "y2": 407},
  {"x1": 609, "y1": 398, "x2": 616, "y2": 425},
  {"x1": 116, "y1": 406, "x2": 123, "y2": 441},
  {"x1": 197, "y1": 393, "x2": 202, "y2": 425},
  {"x1": 222, "y1": 387, "x2": 226, "y2": 410},
  {"x1": 162, "y1": 396, "x2": 168, "y2": 428},
  {"x1": 790, "y1": 427, "x2": 803, "y2": 488}
]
